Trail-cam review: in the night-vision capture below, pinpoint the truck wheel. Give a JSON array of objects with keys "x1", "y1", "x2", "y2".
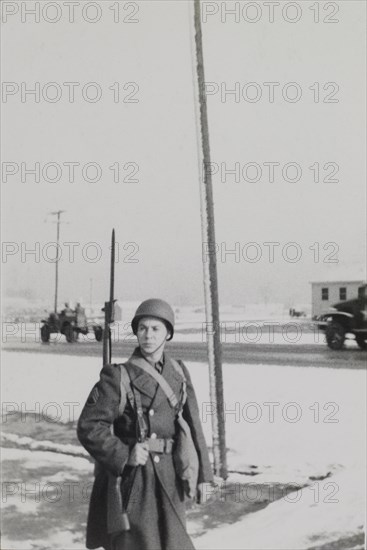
[
  {"x1": 65, "y1": 324, "x2": 76, "y2": 343},
  {"x1": 40, "y1": 325, "x2": 50, "y2": 343},
  {"x1": 326, "y1": 322, "x2": 346, "y2": 350},
  {"x1": 355, "y1": 335, "x2": 367, "y2": 350},
  {"x1": 94, "y1": 326, "x2": 103, "y2": 342}
]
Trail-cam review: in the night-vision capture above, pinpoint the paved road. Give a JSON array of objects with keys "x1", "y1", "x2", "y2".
[{"x1": 3, "y1": 340, "x2": 366, "y2": 369}]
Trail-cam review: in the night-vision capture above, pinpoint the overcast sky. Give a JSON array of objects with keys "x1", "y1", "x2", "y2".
[{"x1": 2, "y1": 1, "x2": 366, "y2": 308}]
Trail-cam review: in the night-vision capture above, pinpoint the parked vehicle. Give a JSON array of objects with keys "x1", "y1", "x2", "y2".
[
  {"x1": 316, "y1": 285, "x2": 367, "y2": 350},
  {"x1": 40, "y1": 308, "x2": 103, "y2": 343}
]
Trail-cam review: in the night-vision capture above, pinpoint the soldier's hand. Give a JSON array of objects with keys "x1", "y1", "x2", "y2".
[{"x1": 127, "y1": 442, "x2": 149, "y2": 466}]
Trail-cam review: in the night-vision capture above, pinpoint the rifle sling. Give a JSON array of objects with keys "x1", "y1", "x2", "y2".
[
  {"x1": 128, "y1": 357, "x2": 182, "y2": 410},
  {"x1": 119, "y1": 364, "x2": 147, "y2": 442}
]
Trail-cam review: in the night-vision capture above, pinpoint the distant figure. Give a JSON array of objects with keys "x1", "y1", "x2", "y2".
[
  {"x1": 75, "y1": 302, "x2": 87, "y2": 329},
  {"x1": 49, "y1": 312, "x2": 59, "y2": 324},
  {"x1": 62, "y1": 302, "x2": 74, "y2": 318}
]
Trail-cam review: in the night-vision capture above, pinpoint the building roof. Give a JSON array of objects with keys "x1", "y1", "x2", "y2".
[{"x1": 310, "y1": 280, "x2": 366, "y2": 285}]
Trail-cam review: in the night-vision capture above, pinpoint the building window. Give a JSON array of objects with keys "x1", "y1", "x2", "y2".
[
  {"x1": 358, "y1": 286, "x2": 366, "y2": 299},
  {"x1": 339, "y1": 287, "x2": 347, "y2": 301},
  {"x1": 321, "y1": 288, "x2": 329, "y2": 301}
]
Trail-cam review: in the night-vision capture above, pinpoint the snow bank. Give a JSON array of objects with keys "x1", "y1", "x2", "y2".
[
  {"x1": 2, "y1": 446, "x2": 92, "y2": 473},
  {"x1": 195, "y1": 467, "x2": 365, "y2": 550}
]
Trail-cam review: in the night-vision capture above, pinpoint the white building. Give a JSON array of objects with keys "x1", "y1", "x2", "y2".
[{"x1": 311, "y1": 280, "x2": 366, "y2": 318}]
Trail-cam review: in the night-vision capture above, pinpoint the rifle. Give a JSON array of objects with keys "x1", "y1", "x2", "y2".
[
  {"x1": 101, "y1": 230, "x2": 130, "y2": 534},
  {"x1": 102, "y1": 229, "x2": 116, "y2": 366}
]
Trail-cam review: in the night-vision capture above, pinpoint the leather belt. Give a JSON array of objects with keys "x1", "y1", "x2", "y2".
[
  {"x1": 124, "y1": 437, "x2": 174, "y2": 454},
  {"x1": 147, "y1": 437, "x2": 174, "y2": 454}
]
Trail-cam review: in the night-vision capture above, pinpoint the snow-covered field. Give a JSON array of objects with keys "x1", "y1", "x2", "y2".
[
  {"x1": 2, "y1": 352, "x2": 365, "y2": 470},
  {"x1": 2, "y1": 351, "x2": 366, "y2": 549},
  {"x1": 3, "y1": 301, "x2": 326, "y2": 348},
  {"x1": 4, "y1": 320, "x2": 363, "y2": 348}
]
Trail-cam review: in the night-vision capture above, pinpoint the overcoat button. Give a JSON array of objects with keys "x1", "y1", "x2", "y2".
[
  {"x1": 154, "y1": 455, "x2": 160, "y2": 463},
  {"x1": 149, "y1": 409, "x2": 155, "y2": 416},
  {"x1": 151, "y1": 433, "x2": 157, "y2": 439}
]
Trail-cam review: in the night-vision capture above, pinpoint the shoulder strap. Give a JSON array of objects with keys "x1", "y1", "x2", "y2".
[
  {"x1": 118, "y1": 363, "x2": 135, "y2": 416},
  {"x1": 170, "y1": 359, "x2": 188, "y2": 409},
  {"x1": 128, "y1": 357, "x2": 179, "y2": 409},
  {"x1": 170, "y1": 358, "x2": 185, "y2": 379},
  {"x1": 118, "y1": 363, "x2": 147, "y2": 442}
]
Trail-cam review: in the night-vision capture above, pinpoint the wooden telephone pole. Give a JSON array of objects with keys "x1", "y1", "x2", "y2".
[
  {"x1": 191, "y1": 0, "x2": 227, "y2": 479},
  {"x1": 46, "y1": 210, "x2": 66, "y2": 313}
]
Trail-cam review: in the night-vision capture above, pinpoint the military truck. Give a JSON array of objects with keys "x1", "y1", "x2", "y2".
[
  {"x1": 40, "y1": 309, "x2": 103, "y2": 343},
  {"x1": 316, "y1": 285, "x2": 367, "y2": 350}
]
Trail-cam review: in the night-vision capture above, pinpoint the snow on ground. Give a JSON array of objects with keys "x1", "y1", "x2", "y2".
[
  {"x1": 3, "y1": 320, "x2": 362, "y2": 347},
  {"x1": 2, "y1": 432, "x2": 89, "y2": 458},
  {"x1": 2, "y1": 447, "x2": 92, "y2": 550},
  {"x1": 2, "y1": 351, "x2": 365, "y2": 475},
  {"x1": 2, "y1": 351, "x2": 366, "y2": 549},
  {"x1": 2, "y1": 447, "x2": 92, "y2": 482},
  {"x1": 168, "y1": 327, "x2": 329, "y2": 346},
  {"x1": 99, "y1": 302, "x2": 303, "y2": 327},
  {"x1": 2, "y1": 449, "x2": 365, "y2": 550},
  {"x1": 195, "y1": 466, "x2": 365, "y2": 550},
  {"x1": 3, "y1": 306, "x2": 336, "y2": 349}
]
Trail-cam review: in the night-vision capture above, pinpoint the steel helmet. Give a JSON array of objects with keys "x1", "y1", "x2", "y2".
[{"x1": 131, "y1": 299, "x2": 175, "y2": 340}]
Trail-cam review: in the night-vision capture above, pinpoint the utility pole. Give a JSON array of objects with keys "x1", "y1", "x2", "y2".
[
  {"x1": 191, "y1": 0, "x2": 227, "y2": 479},
  {"x1": 46, "y1": 210, "x2": 66, "y2": 313},
  {"x1": 89, "y1": 278, "x2": 93, "y2": 311}
]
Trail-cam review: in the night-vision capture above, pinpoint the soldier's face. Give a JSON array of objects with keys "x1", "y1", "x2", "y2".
[{"x1": 137, "y1": 317, "x2": 169, "y2": 355}]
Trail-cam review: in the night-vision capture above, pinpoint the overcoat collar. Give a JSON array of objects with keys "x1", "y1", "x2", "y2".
[{"x1": 126, "y1": 347, "x2": 183, "y2": 407}]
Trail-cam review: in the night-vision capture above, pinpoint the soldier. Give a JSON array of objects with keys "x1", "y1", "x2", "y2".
[
  {"x1": 77, "y1": 299, "x2": 214, "y2": 550},
  {"x1": 62, "y1": 302, "x2": 74, "y2": 318},
  {"x1": 75, "y1": 302, "x2": 87, "y2": 329}
]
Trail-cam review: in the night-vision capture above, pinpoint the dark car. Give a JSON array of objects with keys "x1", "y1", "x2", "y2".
[{"x1": 316, "y1": 285, "x2": 367, "y2": 350}]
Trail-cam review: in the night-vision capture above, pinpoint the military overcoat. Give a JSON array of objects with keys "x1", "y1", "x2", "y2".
[{"x1": 77, "y1": 348, "x2": 213, "y2": 550}]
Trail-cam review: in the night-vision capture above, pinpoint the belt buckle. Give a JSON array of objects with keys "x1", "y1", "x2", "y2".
[
  {"x1": 164, "y1": 439, "x2": 173, "y2": 453},
  {"x1": 149, "y1": 437, "x2": 162, "y2": 453}
]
